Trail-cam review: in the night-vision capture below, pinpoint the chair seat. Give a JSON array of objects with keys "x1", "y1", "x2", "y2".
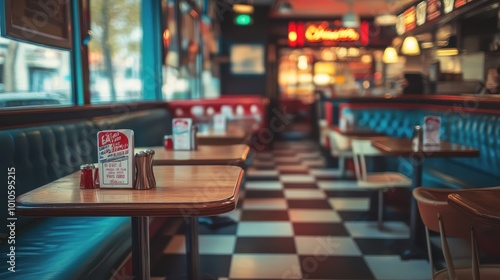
[
  {"x1": 434, "y1": 265, "x2": 500, "y2": 280},
  {"x1": 358, "y1": 172, "x2": 412, "y2": 189}
]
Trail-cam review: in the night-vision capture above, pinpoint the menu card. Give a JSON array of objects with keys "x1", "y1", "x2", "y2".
[
  {"x1": 173, "y1": 118, "x2": 192, "y2": 150},
  {"x1": 423, "y1": 116, "x2": 441, "y2": 146},
  {"x1": 213, "y1": 113, "x2": 227, "y2": 132},
  {"x1": 97, "y1": 129, "x2": 135, "y2": 188}
]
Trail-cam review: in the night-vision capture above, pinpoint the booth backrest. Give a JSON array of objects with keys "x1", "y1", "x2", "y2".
[
  {"x1": 0, "y1": 108, "x2": 171, "y2": 234},
  {"x1": 339, "y1": 104, "x2": 500, "y2": 182}
]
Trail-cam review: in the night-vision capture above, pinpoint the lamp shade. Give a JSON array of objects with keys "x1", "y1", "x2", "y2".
[
  {"x1": 401, "y1": 36, "x2": 420, "y2": 55},
  {"x1": 382, "y1": 47, "x2": 399, "y2": 63},
  {"x1": 342, "y1": 11, "x2": 360, "y2": 28},
  {"x1": 233, "y1": 4, "x2": 254, "y2": 14}
]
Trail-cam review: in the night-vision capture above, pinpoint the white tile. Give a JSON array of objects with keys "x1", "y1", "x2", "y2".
[
  {"x1": 242, "y1": 198, "x2": 288, "y2": 210},
  {"x1": 296, "y1": 151, "x2": 322, "y2": 159},
  {"x1": 284, "y1": 189, "x2": 326, "y2": 199},
  {"x1": 302, "y1": 159, "x2": 326, "y2": 168},
  {"x1": 237, "y1": 222, "x2": 293, "y2": 237},
  {"x1": 364, "y1": 255, "x2": 431, "y2": 280},
  {"x1": 309, "y1": 168, "x2": 343, "y2": 177},
  {"x1": 229, "y1": 254, "x2": 302, "y2": 279},
  {"x1": 245, "y1": 181, "x2": 283, "y2": 190},
  {"x1": 288, "y1": 209, "x2": 341, "y2": 223},
  {"x1": 163, "y1": 235, "x2": 236, "y2": 255},
  {"x1": 344, "y1": 221, "x2": 410, "y2": 239},
  {"x1": 317, "y1": 180, "x2": 360, "y2": 190},
  {"x1": 280, "y1": 175, "x2": 316, "y2": 183},
  {"x1": 328, "y1": 198, "x2": 370, "y2": 211},
  {"x1": 295, "y1": 236, "x2": 362, "y2": 256}
]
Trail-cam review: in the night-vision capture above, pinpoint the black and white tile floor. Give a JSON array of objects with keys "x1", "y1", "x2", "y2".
[{"x1": 150, "y1": 140, "x2": 432, "y2": 280}]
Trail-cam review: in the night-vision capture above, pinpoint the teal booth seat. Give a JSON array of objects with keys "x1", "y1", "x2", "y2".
[
  {"x1": 348, "y1": 107, "x2": 500, "y2": 189},
  {"x1": 0, "y1": 108, "x2": 171, "y2": 280}
]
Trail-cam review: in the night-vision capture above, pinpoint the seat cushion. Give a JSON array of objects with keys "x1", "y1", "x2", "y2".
[
  {"x1": 0, "y1": 217, "x2": 130, "y2": 280},
  {"x1": 358, "y1": 172, "x2": 412, "y2": 189}
]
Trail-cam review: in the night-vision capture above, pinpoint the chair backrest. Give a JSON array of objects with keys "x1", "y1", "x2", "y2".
[
  {"x1": 351, "y1": 139, "x2": 382, "y2": 180},
  {"x1": 328, "y1": 131, "x2": 352, "y2": 155}
]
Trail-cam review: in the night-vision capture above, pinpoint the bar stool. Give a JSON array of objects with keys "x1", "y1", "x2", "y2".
[{"x1": 413, "y1": 187, "x2": 500, "y2": 280}]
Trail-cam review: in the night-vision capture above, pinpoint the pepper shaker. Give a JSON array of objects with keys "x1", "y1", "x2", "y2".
[
  {"x1": 191, "y1": 124, "x2": 198, "y2": 150},
  {"x1": 134, "y1": 151, "x2": 149, "y2": 190},
  {"x1": 145, "y1": 149, "x2": 156, "y2": 188}
]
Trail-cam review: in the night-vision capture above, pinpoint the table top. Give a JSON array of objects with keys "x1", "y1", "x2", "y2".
[
  {"x1": 196, "y1": 128, "x2": 249, "y2": 145},
  {"x1": 330, "y1": 125, "x2": 386, "y2": 137},
  {"x1": 448, "y1": 188, "x2": 500, "y2": 226},
  {"x1": 135, "y1": 144, "x2": 250, "y2": 167},
  {"x1": 371, "y1": 138, "x2": 479, "y2": 157},
  {"x1": 16, "y1": 165, "x2": 244, "y2": 217}
]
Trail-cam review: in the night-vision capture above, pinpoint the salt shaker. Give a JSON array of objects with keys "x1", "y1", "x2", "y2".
[
  {"x1": 191, "y1": 124, "x2": 198, "y2": 150},
  {"x1": 412, "y1": 125, "x2": 423, "y2": 152},
  {"x1": 145, "y1": 149, "x2": 156, "y2": 188}
]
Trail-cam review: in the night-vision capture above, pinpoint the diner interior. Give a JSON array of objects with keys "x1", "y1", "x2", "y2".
[{"x1": 1, "y1": 0, "x2": 500, "y2": 279}]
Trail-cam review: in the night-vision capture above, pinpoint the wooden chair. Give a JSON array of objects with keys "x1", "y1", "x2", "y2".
[
  {"x1": 351, "y1": 139, "x2": 411, "y2": 229},
  {"x1": 413, "y1": 187, "x2": 500, "y2": 280}
]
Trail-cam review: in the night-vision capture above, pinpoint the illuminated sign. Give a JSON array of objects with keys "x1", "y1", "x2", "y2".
[
  {"x1": 235, "y1": 14, "x2": 252, "y2": 25},
  {"x1": 426, "y1": 0, "x2": 442, "y2": 21},
  {"x1": 455, "y1": 0, "x2": 467, "y2": 8},
  {"x1": 416, "y1": 2, "x2": 427, "y2": 26},
  {"x1": 305, "y1": 23, "x2": 359, "y2": 43},
  {"x1": 443, "y1": 0, "x2": 454, "y2": 14},
  {"x1": 404, "y1": 6, "x2": 417, "y2": 32},
  {"x1": 396, "y1": 14, "x2": 405, "y2": 35}
]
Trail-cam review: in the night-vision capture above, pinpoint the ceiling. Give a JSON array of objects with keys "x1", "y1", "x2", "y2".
[{"x1": 244, "y1": 0, "x2": 416, "y2": 18}]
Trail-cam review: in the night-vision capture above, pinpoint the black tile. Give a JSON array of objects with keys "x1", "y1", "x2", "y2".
[
  {"x1": 244, "y1": 190, "x2": 284, "y2": 198},
  {"x1": 279, "y1": 169, "x2": 310, "y2": 175},
  {"x1": 274, "y1": 160, "x2": 302, "y2": 165},
  {"x1": 253, "y1": 165, "x2": 276, "y2": 170},
  {"x1": 298, "y1": 256, "x2": 374, "y2": 279},
  {"x1": 293, "y1": 222, "x2": 349, "y2": 236},
  {"x1": 283, "y1": 183, "x2": 318, "y2": 189},
  {"x1": 235, "y1": 237, "x2": 296, "y2": 254},
  {"x1": 151, "y1": 254, "x2": 231, "y2": 279},
  {"x1": 176, "y1": 219, "x2": 238, "y2": 235},
  {"x1": 287, "y1": 199, "x2": 332, "y2": 209},
  {"x1": 355, "y1": 238, "x2": 412, "y2": 255},
  {"x1": 337, "y1": 211, "x2": 377, "y2": 222},
  {"x1": 240, "y1": 210, "x2": 289, "y2": 221},
  {"x1": 324, "y1": 190, "x2": 372, "y2": 198}
]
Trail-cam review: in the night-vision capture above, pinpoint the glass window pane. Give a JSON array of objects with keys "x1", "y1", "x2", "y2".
[
  {"x1": 0, "y1": 37, "x2": 72, "y2": 108},
  {"x1": 89, "y1": 0, "x2": 142, "y2": 103}
]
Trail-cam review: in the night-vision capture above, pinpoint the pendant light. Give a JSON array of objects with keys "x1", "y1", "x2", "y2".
[
  {"x1": 401, "y1": 36, "x2": 420, "y2": 55},
  {"x1": 382, "y1": 47, "x2": 399, "y2": 63}
]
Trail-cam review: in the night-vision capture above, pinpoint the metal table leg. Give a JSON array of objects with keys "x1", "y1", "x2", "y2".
[
  {"x1": 401, "y1": 154, "x2": 426, "y2": 260},
  {"x1": 186, "y1": 217, "x2": 200, "y2": 280},
  {"x1": 132, "y1": 216, "x2": 150, "y2": 280}
]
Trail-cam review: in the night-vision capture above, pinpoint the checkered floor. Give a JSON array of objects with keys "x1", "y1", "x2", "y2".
[{"x1": 149, "y1": 140, "x2": 432, "y2": 280}]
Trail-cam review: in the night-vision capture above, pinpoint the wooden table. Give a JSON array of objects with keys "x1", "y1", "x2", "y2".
[
  {"x1": 16, "y1": 165, "x2": 244, "y2": 280},
  {"x1": 330, "y1": 125, "x2": 386, "y2": 137},
  {"x1": 196, "y1": 128, "x2": 249, "y2": 145},
  {"x1": 135, "y1": 144, "x2": 250, "y2": 167},
  {"x1": 371, "y1": 138, "x2": 479, "y2": 259},
  {"x1": 448, "y1": 188, "x2": 500, "y2": 227}
]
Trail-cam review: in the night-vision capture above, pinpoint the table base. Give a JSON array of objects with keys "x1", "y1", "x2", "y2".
[
  {"x1": 132, "y1": 216, "x2": 150, "y2": 280},
  {"x1": 186, "y1": 217, "x2": 200, "y2": 280}
]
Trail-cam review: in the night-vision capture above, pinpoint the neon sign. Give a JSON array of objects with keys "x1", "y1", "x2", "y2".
[{"x1": 305, "y1": 23, "x2": 360, "y2": 43}]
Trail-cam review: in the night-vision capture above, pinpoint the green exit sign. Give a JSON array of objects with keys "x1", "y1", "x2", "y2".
[{"x1": 234, "y1": 14, "x2": 252, "y2": 25}]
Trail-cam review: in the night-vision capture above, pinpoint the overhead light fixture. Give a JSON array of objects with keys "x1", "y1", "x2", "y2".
[
  {"x1": 421, "y1": 42, "x2": 434, "y2": 49},
  {"x1": 382, "y1": 47, "x2": 399, "y2": 63},
  {"x1": 401, "y1": 36, "x2": 420, "y2": 55},
  {"x1": 233, "y1": 3, "x2": 254, "y2": 14},
  {"x1": 436, "y1": 49, "x2": 459, "y2": 56},
  {"x1": 375, "y1": 14, "x2": 397, "y2": 26},
  {"x1": 277, "y1": 0, "x2": 293, "y2": 14},
  {"x1": 342, "y1": 11, "x2": 360, "y2": 28}
]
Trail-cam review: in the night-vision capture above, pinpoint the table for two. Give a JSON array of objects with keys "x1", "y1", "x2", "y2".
[
  {"x1": 371, "y1": 138, "x2": 479, "y2": 259},
  {"x1": 17, "y1": 144, "x2": 250, "y2": 280}
]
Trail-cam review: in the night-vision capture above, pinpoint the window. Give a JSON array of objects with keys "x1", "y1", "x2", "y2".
[
  {"x1": 0, "y1": 37, "x2": 72, "y2": 108},
  {"x1": 89, "y1": 0, "x2": 143, "y2": 103}
]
